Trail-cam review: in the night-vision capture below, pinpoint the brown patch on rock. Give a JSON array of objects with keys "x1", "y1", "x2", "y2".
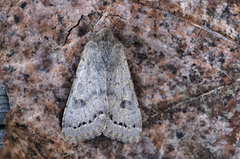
[{"x1": 151, "y1": 128, "x2": 164, "y2": 148}]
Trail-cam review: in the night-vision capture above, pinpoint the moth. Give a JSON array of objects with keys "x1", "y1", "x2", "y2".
[{"x1": 62, "y1": 29, "x2": 142, "y2": 143}]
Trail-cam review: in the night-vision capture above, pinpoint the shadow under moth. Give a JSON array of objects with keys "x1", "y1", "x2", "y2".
[{"x1": 62, "y1": 29, "x2": 142, "y2": 143}]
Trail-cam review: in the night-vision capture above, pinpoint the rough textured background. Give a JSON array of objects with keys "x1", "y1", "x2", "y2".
[
  {"x1": 0, "y1": 0, "x2": 240, "y2": 158},
  {"x1": 0, "y1": 85, "x2": 9, "y2": 149}
]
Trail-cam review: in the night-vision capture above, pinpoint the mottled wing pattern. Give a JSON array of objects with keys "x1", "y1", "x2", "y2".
[
  {"x1": 62, "y1": 29, "x2": 142, "y2": 142},
  {"x1": 101, "y1": 30, "x2": 142, "y2": 143},
  {"x1": 62, "y1": 40, "x2": 108, "y2": 142}
]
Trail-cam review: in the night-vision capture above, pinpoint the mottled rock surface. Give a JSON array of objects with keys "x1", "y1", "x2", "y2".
[{"x1": 0, "y1": 0, "x2": 240, "y2": 158}]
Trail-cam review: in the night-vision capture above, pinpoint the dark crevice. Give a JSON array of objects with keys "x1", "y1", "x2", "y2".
[
  {"x1": 63, "y1": 15, "x2": 83, "y2": 46},
  {"x1": 0, "y1": 125, "x2": 6, "y2": 129},
  {"x1": 63, "y1": 1, "x2": 110, "y2": 46}
]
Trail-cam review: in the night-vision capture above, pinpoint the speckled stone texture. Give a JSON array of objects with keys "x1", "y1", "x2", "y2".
[
  {"x1": 133, "y1": 0, "x2": 240, "y2": 45},
  {"x1": 0, "y1": 0, "x2": 240, "y2": 158}
]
